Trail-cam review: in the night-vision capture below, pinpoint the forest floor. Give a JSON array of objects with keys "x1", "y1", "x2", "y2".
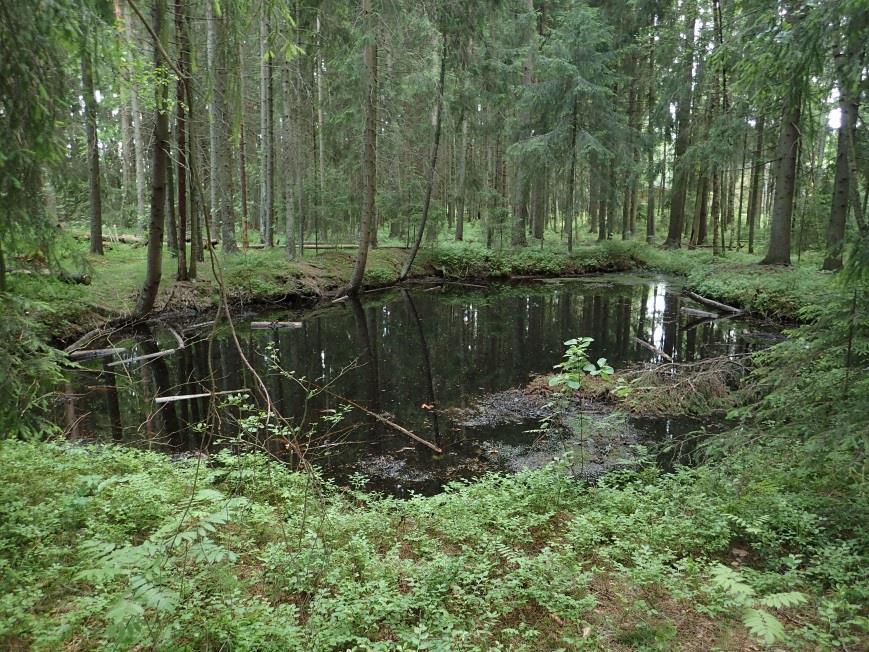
[{"x1": 3, "y1": 237, "x2": 864, "y2": 651}]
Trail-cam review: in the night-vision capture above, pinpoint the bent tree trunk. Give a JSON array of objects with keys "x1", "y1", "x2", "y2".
[
  {"x1": 400, "y1": 32, "x2": 447, "y2": 281},
  {"x1": 761, "y1": 89, "x2": 802, "y2": 265},
  {"x1": 343, "y1": 0, "x2": 377, "y2": 295},
  {"x1": 135, "y1": 0, "x2": 169, "y2": 316}
]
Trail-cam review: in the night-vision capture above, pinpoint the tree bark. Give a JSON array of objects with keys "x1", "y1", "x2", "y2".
[
  {"x1": 123, "y1": 2, "x2": 147, "y2": 229},
  {"x1": 343, "y1": 0, "x2": 377, "y2": 295},
  {"x1": 260, "y1": 7, "x2": 274, "y2": 247},
  {"x1": 747, "y1": 115, "x2": 765, "y2": 254},
  {"x1": 761, "y1": 87, "x2": 802, "y2": 265},
  {"x1": 281, "y1": 48, "x2": 296, "y2": 259},
  {"x1": 80, "y1": 33, "x2": 103, "y2": 255},
  {"x1": 400, "y1": 33, "x2": 446, "y2": 280},
  {"x1": 662, "y1": 8, "x2": 696, "y2": 248},
  {"x1": 135, "y1": 0, "x2": 169, "y2": 316},
  {"x1": 174, "y1": 0, "x2": 189, "y2": 280},
  {"x1": 823, "y1": 83, "x2": 858, "y2": 270},
  {"x1": 455, "y1": 110, "x2": 468, "y2": 241}
]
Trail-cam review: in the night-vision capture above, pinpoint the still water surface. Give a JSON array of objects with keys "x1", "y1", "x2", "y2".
[{"x1": 65, "y1": 275, "x2": 774, "y2": 495}]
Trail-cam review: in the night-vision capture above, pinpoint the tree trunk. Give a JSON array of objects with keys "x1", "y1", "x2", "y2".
[
  {"x1": 135, "y1": 0, "x2": 169, "y2": 316},
  {"x1": 400, "y1": 33, "x2": 446, "y2": 280},
  {"x1": 238, "y1": 42, "x2": 250, "y2": 251},
  {"x1": 260, "y1": 8, "x2": 274, "y2": 247},
  {"x1": 207, "y1": 1, "x2": 236, "y2": 253},
  {"x1": 80, "y1": 35, "x2": 103, "y2": 255},
  {"x1": 315, "y1": 11, "x2": 326, "y2": 249},
  {"x1": 343, "y1": 0, "x2": 377, "y2": 295},
  {"x1": 455, "y1": 110, "x2": 468, "y2": 241},
  {"x1": 711, "y1": 170, "x2": 722, "y2": 255},
  {"x1": 662, "y1": 8, "x2": 696, "y2": 248},
  {"x1": 174, "y1": 0, "x2": 189, "y2": 280},
  {"x1": 747, "y1": 115, "x2": 765, "y2": 254},
  {"x1": 282, "y1": 50, "x2": 296, "y2": 259},
  {"x1": 113, "y1": 0, "x2": 134, "y2": 219},
  {"x1": 761, "y1": 88, "x2": 802, "y2": 265},
  {"x1": 567, "y1": 98, "x2": 577, "y2": 252},
  {"x1": 823, "y1": 83, "x2": 858, "y2": 270},
  {"x1": 166, "y1": 154, "x2": 177, "y2": 253},
  {"x1": 123, "y1": 2, "x2": 148, "y2": 230}
]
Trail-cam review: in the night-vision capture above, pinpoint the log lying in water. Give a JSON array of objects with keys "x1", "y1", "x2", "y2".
[
  {"x1": 682, "y1": 289, "x2": 742, "y2": 314},
  {"x1": 680, "y1": 306, "x2": 719, "y2": 319},
  {"x1": 107, "y1": 348, "x2": 176, "y2": 367},
  {"x1": 155, "y1": 389, "x2": 249, "y2": 404},
  {"x1": 68, "y1": 347, "x2": 127, "y2": 361},
  {"x1": 250, "y1": 321, "x2": 303, "y2": 329}
]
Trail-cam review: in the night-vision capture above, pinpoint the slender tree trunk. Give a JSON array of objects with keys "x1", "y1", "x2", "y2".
[
  {"x1": 207, "y1": 1, "x2": 236, "y2": 253},
  {"x1": 238, "y1": 42, "x2": 250, "y2": 251},
  {"x1": 762, "y1": 88, "x2": 802, "y2": 265},
  {"x1": 823, "y1": 83, "x2": 858, "y2": 269},
  {"x1": 455, "y1": 110, "x2": 468, "y2": 241},
  {"x1": 712, "y1": 170, "x2": 722, "y2": 255},
  {"x1": 567, "y1": 98, "x2": 577, "y2": 252},
  {"x1": 315, "y1": 11, "x2": 326, "y2": 249},
  {"x1": 400, "y1": 33, "x2": 446, "y2": 280},
  {"x1": 747, "y1": 115, "x2": 765, "y2": 254},
  {"x1": 260, "y1": 7, "x2": 274, "y2": 247},
  {"x1": 80, "y1": 34, "x2": 103, "y2": 255},
  {"x1": 734, "y1": 132, "x2": 747, "y2": 250},
  {"x1": 282, "y1": 50, "x2": 296, "y2": 259},
  {"x1": 174, "y1": 0, "x2": 189, "y2": 280},
  {"x1": 123, "y1": 2, "x2": 148, "y2": 229},
  {"x1": 135, "y1": 0, "x2": 169, "y2": 316},
  {"x1": 166, "y1": 155, "x2": 177, "y2": 253},
  {"x1": 343, "y1": 0, "x2": 377, "y2": 295},
  {"x1": 113, "y1": 0, "x2": 134, "y2": 217}
]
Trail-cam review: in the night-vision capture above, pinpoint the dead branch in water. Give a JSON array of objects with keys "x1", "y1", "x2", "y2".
[
  {"x1": 682, "y1": 289, "x2": 742, "y2": 314},
  {"x1": 634, "y1": 337, "x2": 674, "y2": 362}
]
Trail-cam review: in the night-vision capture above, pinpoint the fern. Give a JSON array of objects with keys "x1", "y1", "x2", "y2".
[{"x1": 743, "y1": 608, "x2": 786, "y2": 646}]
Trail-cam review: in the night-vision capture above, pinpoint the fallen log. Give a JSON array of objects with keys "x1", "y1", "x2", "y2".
[
  {"x1": 155, "y1": 389, "x2": 249, "y2": 404},
  {"x1": 68, "y1": 347, "x2": 127, "y2": 361},
  {"x1": 634, "y1": 337, "x2": 674, "y2": 363},
  {"x1": 107, "y1": 348, "x2": 176, "y2": 367},
  {"x1": 680, "y1": 306, "x2": 718, "y2": 319},
  {"x1": 682, "y1": 289, "x2": 742, "y2": 314},
  {"x1": 250, "y1": 321, "x2": 303, "y2": 329}
]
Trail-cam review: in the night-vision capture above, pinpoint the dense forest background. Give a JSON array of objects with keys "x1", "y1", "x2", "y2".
[{"x1": 2, "y1": 0, "x2": 867, "y2": 297}]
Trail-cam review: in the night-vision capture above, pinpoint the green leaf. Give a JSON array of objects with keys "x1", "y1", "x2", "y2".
[
  {"x1": 743, "y1": 608, "x2": 785, "y2": 645},
  {"x1": 759, "y1": 592, "x2": 807, "y2": 609}
]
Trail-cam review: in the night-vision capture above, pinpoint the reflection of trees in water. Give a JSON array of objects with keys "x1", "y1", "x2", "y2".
[
  {"x1": 349, "y1": 296, "x2": 382, "y2": 435},
  {"x1": 403, "y1": 290, "x2": 441, "y2": 445}
]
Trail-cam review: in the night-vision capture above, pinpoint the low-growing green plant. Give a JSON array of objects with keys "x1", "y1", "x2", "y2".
[{"x1": 549, "y1": 337, "x2": 614, "y2": 391}]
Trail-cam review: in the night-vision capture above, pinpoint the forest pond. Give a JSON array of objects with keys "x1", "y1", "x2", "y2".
[{"x1": 63, "y1": 274, "x2": 780, "y2": 496}]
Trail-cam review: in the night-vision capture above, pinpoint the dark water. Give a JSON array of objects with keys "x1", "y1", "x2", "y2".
[{"x1": 63, "y1": 275, "x2": 775, "y2": 495}]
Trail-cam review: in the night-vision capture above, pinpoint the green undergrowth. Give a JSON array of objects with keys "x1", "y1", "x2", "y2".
[{"x1": 0, "y1": 436, "x2": 865, "y2": 651}]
